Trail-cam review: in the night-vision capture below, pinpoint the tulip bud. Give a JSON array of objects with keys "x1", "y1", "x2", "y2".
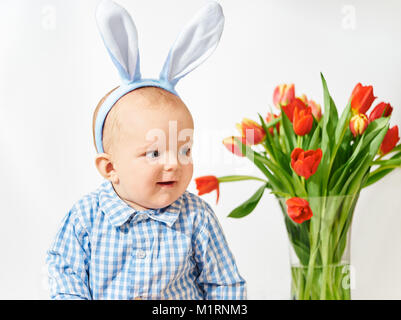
[
  {"x1": 286, "y1": 197, "x2": 313, "y2": 224},
  {"x1": 236, "y1": 118, "x2": 266, "y2": 145},
  {"x1": 273, "y1": 84, "x2": 295, "y2": 109},
  {"x1": 349, "y1": 113, "x2": 369, "y2": 138},
  {"x1": 222, "y1": 136, "x2": 247, "y2": 157},
  {"x1": 195, "y1": 175, "x2": 220, "y2": 204},
  {"x1": 349, "y1": 83, "x2": 376, "y2": 115},
  {"x1": 282, "y1": 98, "x2": 307, "y2": 123},
  {"x1": 291, "y1": 148, "x2": 323, "y2": 180},
  {"x1": 380, "y1": 126, "x2": 400, "y2": 155},
  {"x1": 369, "y1": 102, "x2": 393, "y2": 122},
  {"x1": 293, "y1": 106, "x2": 313, "y2": 136}
]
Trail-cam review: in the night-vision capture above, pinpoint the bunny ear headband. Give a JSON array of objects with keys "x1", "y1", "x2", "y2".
[{"x1": 94, "y1": 0, "x2": 225, "y2": 153}]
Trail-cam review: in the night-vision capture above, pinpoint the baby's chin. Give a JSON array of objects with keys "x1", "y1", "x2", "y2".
[{"x1": 150, "y1": 190, "x2": 183, "y2": 209}]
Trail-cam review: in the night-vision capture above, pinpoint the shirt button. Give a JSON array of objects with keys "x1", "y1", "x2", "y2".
[{"x1": 136, "y1": 249, "x2": 146, "y2": 259}]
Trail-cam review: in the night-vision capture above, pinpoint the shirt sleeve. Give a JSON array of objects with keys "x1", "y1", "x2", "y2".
[
  {"x1": 45, "y1": 208, "x2": 92, "y2": 300},
  {"x1": 193, "y1": 203, "x2": 247, "y2": 300}
]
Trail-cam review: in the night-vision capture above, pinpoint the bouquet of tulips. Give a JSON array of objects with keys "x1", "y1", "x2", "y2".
[{"x1": 195, "y1": 73, "x2": 401, "y2": 300}]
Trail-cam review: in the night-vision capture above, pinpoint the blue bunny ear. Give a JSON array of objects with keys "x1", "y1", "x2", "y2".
[
  {"x1": 96, "y1": 0, "x2": 141, "y2": 84},
  {"x1": 159, "y1": 1, "x2": 224, "y2": 86}
]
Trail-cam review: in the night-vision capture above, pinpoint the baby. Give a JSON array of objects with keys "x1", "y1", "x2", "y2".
[
  {"x1": 45, "y1": 85, "x2": 247, "y2": 299},
  {"x1": 46, "y1": 0, "x2": 246, "y2": 300}
]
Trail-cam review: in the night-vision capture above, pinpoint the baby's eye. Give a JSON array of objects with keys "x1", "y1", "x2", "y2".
[
  {"x1": 180, "y1": 147, "x2": 191, "y2": 156},
  {"x1": 145, "y1": 150, "x2": 160, "y2": 159}
]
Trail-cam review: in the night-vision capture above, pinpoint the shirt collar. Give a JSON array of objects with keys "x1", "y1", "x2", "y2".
[{"x1": 98, "y1": 180, "x2": 183, "y2": 228}]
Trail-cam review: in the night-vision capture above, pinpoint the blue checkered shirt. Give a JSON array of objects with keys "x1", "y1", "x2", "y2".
[{"x1": 46, "y1": 180, "x2": 246, "y2": 300}]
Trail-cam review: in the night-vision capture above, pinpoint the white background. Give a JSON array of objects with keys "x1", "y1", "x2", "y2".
[{"x1": 0, "y1": 0, "x2": 400, "y2": 299}]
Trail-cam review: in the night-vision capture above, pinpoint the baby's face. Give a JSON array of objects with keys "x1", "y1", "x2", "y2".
[{"x1": 109, "y1": 90, "x2": 194, "y2": 211}]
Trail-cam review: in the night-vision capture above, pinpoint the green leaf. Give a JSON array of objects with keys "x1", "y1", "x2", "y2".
[
  {"x1": 303, "y1": 116, "x2": 319, "y2": 149},
  {"x1": 234, "y1": 137, "x2": 283, "y2": 190},
  {"x1": 254, "y1": 153, "x2": 296, "y2": 195},
  {"x1": 280, "y1": 106, "x2": 296, "y2": 152},
  {"x1": 372, "y1": 158, "x2": 401, "y2": 166},
  {"x1": 307, "y1": 122, "x2": 322, "y2": 150},
  {"x1": 348, "y1": 123, "x2": 389, "y2": 195},
  {"x1": 335, "y1": 101, "x2": 352, "y2": 144},
  {"x1": 270, "y1": 190, "x2": 292, "y2": 198},
  {"x1": 259, "y1": 112, "x2": 292, "y2": 174},
  {"x1": 364, "y1": 167, "x2": 395, "y2": 188},
  {"x1": 364, "y1": 150, "x2": 401, "y2": 188},
  {"x1": 328, "y1": 118, "x2": 389, "y2": 193},
  {"x1": 257, "y1": 113, "x2": 275, "y2": 160},
  {"x1": 321, "y1": 73, "x2": 339, "y2": 152},
  {"x1": 228, "y1": 183, "x2": 267, "y2": 218}
]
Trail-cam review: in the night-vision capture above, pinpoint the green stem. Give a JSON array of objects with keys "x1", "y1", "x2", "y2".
[
  {"x1": 320, "y1": 234, "x2": 331, "y2": 299},
  {"x1": 262, "y1": 144, "x2": 275, "y2": 162},
  {"x1": 297, "y1": 135, "x2": 303, "y2": 149},
  {"x1": 303, "y1": 196, "x2": 327, "y2": 299},
  {"x1": 218, "y1": 175, "x2": 268, "y2": 183}
]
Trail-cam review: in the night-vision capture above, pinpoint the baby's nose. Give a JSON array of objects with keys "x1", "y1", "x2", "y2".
[{"x1": 162, "y1": 151, "x2": 179, "y2": 170}]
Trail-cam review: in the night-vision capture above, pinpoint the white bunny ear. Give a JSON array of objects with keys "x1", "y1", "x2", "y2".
[
  {"x1": 159, "y1": 1, "x2": 224, "y2": 86},
  {"x1": 96, "y1": 0, "x2": 141, "y2": 84}
]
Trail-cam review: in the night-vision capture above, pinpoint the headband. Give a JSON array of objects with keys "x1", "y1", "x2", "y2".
[{"x1": 94, "y1": 0, "x2": 225, "y2": 153}]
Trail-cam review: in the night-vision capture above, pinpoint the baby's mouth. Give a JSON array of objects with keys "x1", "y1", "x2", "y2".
[{"x1": 157, "y1": 181, "x2": 177, "y2": 187}]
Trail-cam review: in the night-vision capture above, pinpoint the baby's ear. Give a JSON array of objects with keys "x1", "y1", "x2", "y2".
[
  {"x1": 96, "y1": 0, "x2": 141, "y2": 84},
  {"x1": 159, "y1": 1, "x2": 224, "y2": 86},
  {"x1": 95, "y1": 153, "x2": 118, "y2": 183}
]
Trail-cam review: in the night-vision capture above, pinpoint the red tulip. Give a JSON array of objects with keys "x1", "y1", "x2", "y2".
[
  {"x1": 349, "y1": 83, "x2": 376, "y2": 115},
  {"x1": 368, "y1": 102, "x2": 393, "y2": 122},
  {"x1": 222, "y1": 136, "x2": 247, "y2": 157},
  {"x1": 236, "y1": 118, "x2": 266, "y2": 145},
  {"x1": 293, "y1": 106, "x2": 313, "y2": 136},
  {"x1": 195, "y1": 175, "x2": 220, "y2": 204},
  {"x1": 282, "y1": 98, "x2": 307, "y2": 123},
  {"x1": 286, "y1": 197, "x2": 313, "y2": 224},
  {"x1": 273, "y1": 83, "x2": 295, "y2": 109},
  {"x1": 266, "y1": 112, "x2": 280, "y2": 136},
  {"x1": 380, "y1": 126, "x2": 400, "y2": 155},
  {"x1": 291, "y1": 148, "x2": 323, "y2": 180},
  {"x1": 349, "y1": 113, "x2": 369, "y2": 138}
]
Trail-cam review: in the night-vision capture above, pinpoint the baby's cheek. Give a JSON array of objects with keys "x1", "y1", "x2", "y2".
[{"x1": 181, "y1": 163, "x2": 193, "y2": 186}]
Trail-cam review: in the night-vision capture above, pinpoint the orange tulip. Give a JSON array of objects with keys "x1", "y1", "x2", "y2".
[
  {"x1": 349, "y1": 113, "x2": 369, "y2": 137},
  {"x1": 293, "y1": 106, "x2": 313, "y2": 136},
  {"x1": 286, "y1": 197, "x2": 313, "y2": 224},
  {"x1": 350, "y1": 83, "x2": 376, "y2": 115},
  {"x1": 291, "y1": 148, "x2": 323, "y2": 180},
  {"x1": 282, "y1": 98, "x2": 307, "y2": 123},
  {"x1": 195, "y1": 175, "x2": 220, "y2": 204},
  {"x1": 236, "y1": 118, "x2": 266, "y2": 145},
  {"x1": 265, "y1": 112, "x2": 280, "y2": 136},
  {"x1": 369, "y1": 102, "x2": 393, "y2": 122},
  {"x1": 273, "y1": 84, "x2": 295, "y2": 109},
  {"x1": 380, "y1": 126, "x2": 400, "y2": 155},
  {"x1": 222, "y1": 136, "x2": 247, "y2": 157}
]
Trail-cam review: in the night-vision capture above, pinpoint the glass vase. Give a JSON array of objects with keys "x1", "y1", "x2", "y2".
[{"x1": 277, "y1": 194, "x2": 359, "y2": 300}]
